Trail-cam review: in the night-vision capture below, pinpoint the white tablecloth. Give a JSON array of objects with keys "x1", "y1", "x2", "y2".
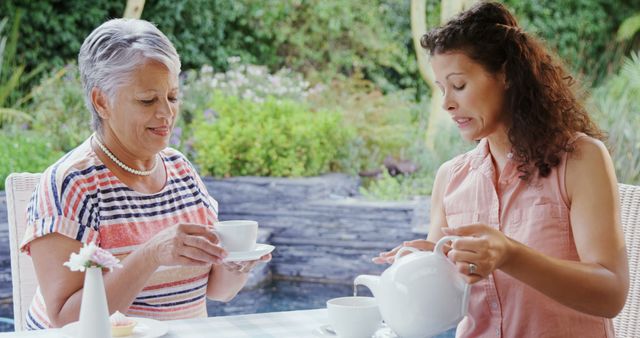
[{"x1": 0, "y1": 308, "x2": 329, "y2": 338}]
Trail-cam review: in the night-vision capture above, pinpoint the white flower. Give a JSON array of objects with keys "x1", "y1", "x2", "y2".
[
  {"x1": 63, "y1": 242, "x2": 122, "y2": 272},
  {"x1": 201, "y1": 65, "x2": 214, "y2": 74}
]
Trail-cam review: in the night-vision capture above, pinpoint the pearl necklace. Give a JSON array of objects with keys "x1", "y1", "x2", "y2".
[{"x1": 93, "y1": 135, "x2": 158, "y2": 176}]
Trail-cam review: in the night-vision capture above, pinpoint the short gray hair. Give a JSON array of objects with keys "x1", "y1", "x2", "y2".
[{"x1": 78, "y1": 19, "x2": 181, "y2": 132}]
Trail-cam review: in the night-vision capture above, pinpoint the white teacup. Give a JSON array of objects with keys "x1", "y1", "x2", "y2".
[
  {"x1": 212, "y1": 220, "x2": 258, "y2": 252},
  {"x1": 327, "y1": 296, "x2": 382, "y2": 338}
]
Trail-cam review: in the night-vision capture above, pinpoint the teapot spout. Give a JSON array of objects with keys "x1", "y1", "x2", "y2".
[{"x1": 354, "y1": 275, "x2": 380, "y2": 297}]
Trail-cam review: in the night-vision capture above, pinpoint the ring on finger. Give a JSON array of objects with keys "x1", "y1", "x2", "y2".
[{"x1": 468, "y1": 263, "x2": 477, "y2": 275}]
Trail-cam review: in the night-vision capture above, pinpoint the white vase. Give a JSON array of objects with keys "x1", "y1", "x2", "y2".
[{"x1": 79, "y1": 267, "x2": 112, "y2": 338}]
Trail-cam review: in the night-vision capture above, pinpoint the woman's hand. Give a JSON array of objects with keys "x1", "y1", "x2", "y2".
[
  {"x1": 222, "y1": 253, "x2": 272, "y2": 273},
  {"x1": 372, "y1": 239, "x2": 436, "y2": 264},
  {"x1": 143, "y1": 223, "x2": 227, "y2": 267},
  {"x1": 206, "y1": 253, "x2": 272, "y2": 301},
  {"x1": 442, "y1": 225, "x2": 514, "y2": 283}
]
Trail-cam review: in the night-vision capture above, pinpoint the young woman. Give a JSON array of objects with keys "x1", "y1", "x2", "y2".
[{"x1": 375, "y1": 2, "x2": 628, "y2": 337}]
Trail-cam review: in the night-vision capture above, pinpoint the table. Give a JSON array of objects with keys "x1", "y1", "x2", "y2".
[{"x1": 0, "y1": 309, "x2": 329, "y2": 338}]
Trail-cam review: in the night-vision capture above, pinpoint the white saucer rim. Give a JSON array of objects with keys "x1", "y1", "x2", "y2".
[
  {"x1": 312, "y1": 323, "x2": 396, "y2": 338},
  {"x1": 227, "y1": 243, "x2": 273, "y2": 255},
  {"x1": 60, "y1": 317, "x2": 168, "y2": 338},
  {"x1": 223, "y1": 243, "x2": 275, "y2": 262}
]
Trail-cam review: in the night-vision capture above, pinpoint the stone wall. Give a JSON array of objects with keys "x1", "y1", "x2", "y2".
[{"x1": 203, "y1": 174, "x2": 430, "y2": 283}]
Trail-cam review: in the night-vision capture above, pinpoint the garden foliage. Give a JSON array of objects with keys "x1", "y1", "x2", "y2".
[
  {"x1": 192, "y1": 94, "x2": 354, "y2": 177},
  {"x1": 0, "y1": 12, "x2": 44, "y2": 125},
  {"x1": 1, "y1": 0, "x2": 640, "y2": 197},
  {"x1": 27, "y1": 64, "x2": 91, "y2": 152},
  {"x1": 2, "y1": 0, "x2": 634, "y2": 93},
  {"x1": 0, "y1": 130, "x2": 63, "y2": 189},
  {"x1": 503, "y1": 0, "x2": 640, "y2": 84},
  {"x1": 0, "y1": 0, "x2": 423, "y2": 94},
  {"x1": 591, "y1": 52, "x2": 640, "y2": 185}
]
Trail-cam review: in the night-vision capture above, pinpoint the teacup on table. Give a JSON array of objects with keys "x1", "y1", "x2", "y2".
[
  {"x1": 327, "y1": 296, "x2": 382, "y2": 338},
  {"x1": 212, "y1": 220, "x2": 258, "y2": 252}
]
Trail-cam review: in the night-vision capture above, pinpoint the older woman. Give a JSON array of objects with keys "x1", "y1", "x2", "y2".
[
  {"x1": 20, "y1": 18, "x2": 270, "y2": 329},
  {"x1": 374, "y1": 2, "x2": 628, "y2": 337}
]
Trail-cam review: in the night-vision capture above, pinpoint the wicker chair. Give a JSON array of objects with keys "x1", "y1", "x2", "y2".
[
  {"x1": 5, "y1": 173, "x2": 41, "y2": 331},
  {"x1": 614, "y1": 183, "x2": 640, "y2": 338}
]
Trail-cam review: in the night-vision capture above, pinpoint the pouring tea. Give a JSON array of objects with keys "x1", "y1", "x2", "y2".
[{"x1": 354, "y1": 236, "x2": 470, "y2": 338}]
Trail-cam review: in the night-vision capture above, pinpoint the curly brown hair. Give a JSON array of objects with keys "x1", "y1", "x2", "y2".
[{"x1": 420, "y1": 1, "x2": 604, "y2": 180}]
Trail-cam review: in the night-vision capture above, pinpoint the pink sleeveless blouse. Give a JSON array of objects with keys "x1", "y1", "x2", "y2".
[{"x1": 443, "y1": 136, "x2": 614, "y2": 338}]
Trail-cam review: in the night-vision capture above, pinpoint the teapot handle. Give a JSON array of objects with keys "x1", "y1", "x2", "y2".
[
  {"x1": 393, "y1": 246, "x2": 420, "y2": 262},
  {"x1": 436, "y1": 236, "x2": 472, "y2": 318},
  {"x1": 434, "y1": 235, "x2": 461, "y2": 258}
]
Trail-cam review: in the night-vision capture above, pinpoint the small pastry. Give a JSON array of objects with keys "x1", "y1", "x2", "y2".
[{"x1": 110, "y1": 311, "x2": 137, "y2": 337}]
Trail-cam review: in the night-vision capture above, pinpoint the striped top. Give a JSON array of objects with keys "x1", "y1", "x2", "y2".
[{"x1": 20, "y1": 137, "x2": 219, "y2": 330}]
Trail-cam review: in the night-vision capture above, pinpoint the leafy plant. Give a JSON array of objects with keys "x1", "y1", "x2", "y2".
[
  {"x1": 616, "y1": 12, "x2": 640, "y2": 41},
  {"x1": 0, "y1": 129, "x2": 64, "y2": 190},
  {"x1": 192, "y1": 93, "x2": 355, "y2": 177},
  {"x1": 178, "y1": 60, "x2": 315, "y2": 157},
  {"x1": 306, "y1": 74, "x2": 416, "y2": 173},
  {"x1": 303, "y1": 72, "x2": 472, "y2": 200},
  {"x1": 183, "y1": 58, "x2": 311, "y2": 105},
  {"x1": 358, "y1": 118, "x2": 472, "y2": 200},
  {"x1": 359, "y1": 168, "x2": 434, "y2": 201},
  {"x1": 590, "y1": 51, "x2": 640, "y2": 185},
  {"x1": 0, "y1": 0, "x2": 427, "y2": 95},
  {"x1": 27, "y1": 64, "x2": 91, "y2": 152},
  {"x1": 502, "y1": 0, "x2": 635, "y2": 85},
  {"x1": 0, "y1": 1, "x2": 124, "y2": 82},
  {"x1": 2, "y1": 0, "x2": 631, "y2": 96},
  {"x1": 0, "y1": 13, "x2": 44, "y2": 126}
]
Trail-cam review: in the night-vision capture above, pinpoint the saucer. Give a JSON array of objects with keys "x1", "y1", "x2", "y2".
[
  {"x1": 223, "y1": 243, "x2": 275, "y2": 262},
  {"x1": 312, "y1": 324, "x2": 396, "y2": 338},
  {"x1": 61, "y1": 317, "x2": 168, "y2": 338}
]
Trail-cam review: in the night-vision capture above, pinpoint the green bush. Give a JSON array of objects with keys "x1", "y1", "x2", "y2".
[
  {"x1": 148, "y1": 0, "x2": 431, "y2": 92},
  {"x1": 27, "y1": 64, "x2": 91, "y2": 152},
  {"x1": 0, "y1": 12, "x2": 45, "y2": 124},
  {"x1": 236, "y1": 0, "x2": 415, "y2": 92},
  {"x1": 0, "y1": 1, "x2": 124, "y2": 74},
  {"x1": 3, "y1": 0, "x2": 633, "y2": 95},
  {"x1": 183, "y1": 60, "x2": 311, "y2": 106},
  {"x1": 591, "y1": 51, "x2": 640, "y2": 185},
  {"x1": 178, "y1": 60, "x2": 314, "y2": 158},
  {"x1": 307, "y1": 74, "x2": 424, "y2": 173},
  {"x1": 356, "y1": 103, "x2": 472, "y2": 200},
  {"x1": 140, "y1": 0, "x2": 250, "y2": 72},
  {"x1": 0, "y1": 0, "x2": 427, "y2": 95},
  {"x1": 0, "y1": 1, "x2": 245, "y2": 91},
  {"x1": 0, "y1": 130, "x2": 64, "y2": 190},
  {"x1": 360, "y1": 169, "x2": 434, "y2": 201},
  {"x1": 192, "y1": 94, "x2": 355, "y2": 177},
  {"x1": 503, "y1": 0, "x2": 639, "y2": 85}
]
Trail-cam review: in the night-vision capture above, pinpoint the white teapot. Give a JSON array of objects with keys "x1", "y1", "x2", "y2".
[{"x1": 354, "y1": 236, "x2": 470, "y2": 338}]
